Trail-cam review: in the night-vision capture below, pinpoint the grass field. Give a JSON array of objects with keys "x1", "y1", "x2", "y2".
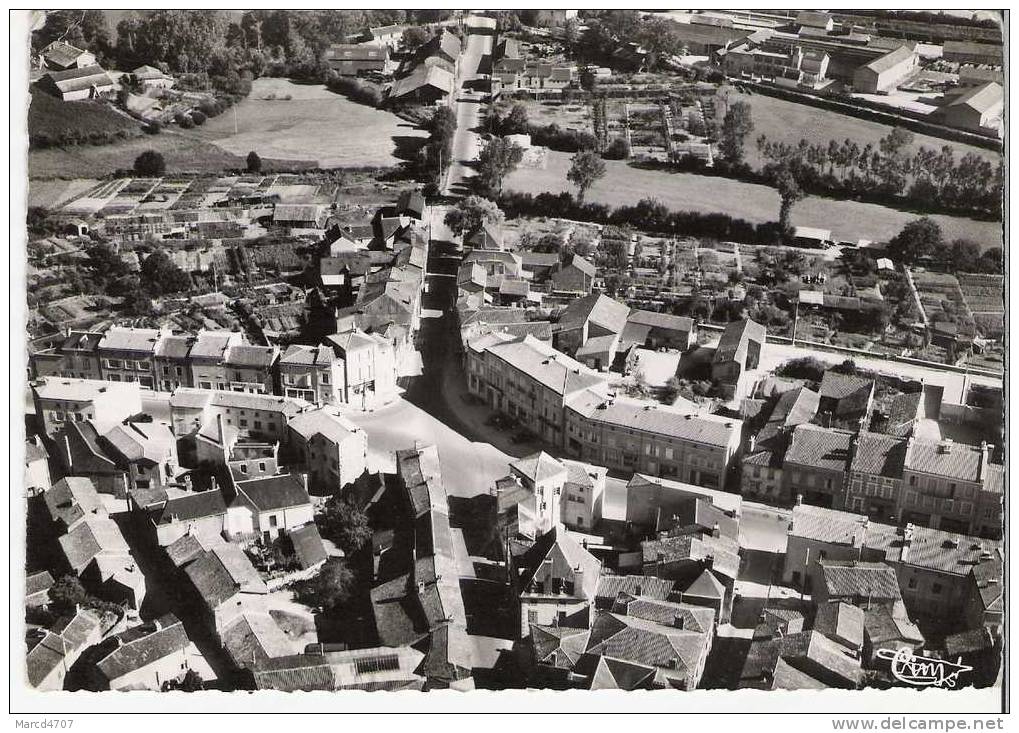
[
  {"x1": 190, "y1": 78, "x2": 427, "y2": 168},
  {"x1": 729, "y1": 90, "x2": 1001, "y2": 170},
  {"x1": 506, "y1": 150, "x2": 1003, "y2": 250},
  {"x1": 27, "y1": 178, "x2": 101, "y2": 209},
  {"x1": 28, "y1": 92, "x2": 141, "y2": 146},
  {"x1": 28, "y1": 131, "x2": 274, "y2": 178}
]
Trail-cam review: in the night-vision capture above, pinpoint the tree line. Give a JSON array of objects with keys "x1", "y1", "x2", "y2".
[{"x1": 755, "y1": 128, "x2": 1002, "y2": 219}]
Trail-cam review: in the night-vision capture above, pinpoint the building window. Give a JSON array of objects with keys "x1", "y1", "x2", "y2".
[
  {"x1": 907, "y1": 578, "x2": 917, "y2": 589},
  {"x1": 931, "y1": 583, "x2": 943, "y2": 595},
  {"x1": 258, "y1": 462, "x2": 266, "y2": 472},
  {"x1": 240, "y1": 464, "x2": 249, "y2": 475},
  {"x1": 269, "y1": 515, "x2": 278, "y2": 528},
  {"x1": 527, "y1": 610, "x2": 538, "y2": 624}
]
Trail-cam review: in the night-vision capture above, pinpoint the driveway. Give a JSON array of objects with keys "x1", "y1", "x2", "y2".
[{"x1": 446, "y1": 31, "x2": 494, "y2": 195}]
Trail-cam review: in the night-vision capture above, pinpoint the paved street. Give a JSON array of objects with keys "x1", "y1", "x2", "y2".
[
  {"x1": 343, "y1": 396, "x2": 513, "y2": 500},
  {"x1": 446, "y1": 31, "x2": 493, "y2": 195}
]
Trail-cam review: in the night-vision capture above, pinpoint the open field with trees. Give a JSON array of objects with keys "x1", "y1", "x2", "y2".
[
  {"x1": 189, "y1": 78, "x2": 426, "y2": 168},
  {"x1": 505, "y1": 150, "x2": 1003, "y2": 250},
  {"x1": 729, "y1": 90, "x2": 1001, "y2": 170},
  {"x1": 27, "y1": 131, "x2": 288, "y2": 178}
]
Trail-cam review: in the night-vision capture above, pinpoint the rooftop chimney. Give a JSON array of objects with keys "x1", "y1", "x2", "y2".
[{"x1": 712, "y1": 523, "x2": 720, "y2": 538}]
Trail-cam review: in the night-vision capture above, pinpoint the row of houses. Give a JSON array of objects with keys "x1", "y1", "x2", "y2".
[
  {"x1": 465, "y1": 332, "x2": 742, "y2": 491},
  {"x1": 742, "y1": 371, "x2": 1003, "y2": 540},
  {"x1": 31, "y1": 323, "x2": 401, "y2": 412},
  {"x1": 782, "y1": 501, "x2": 1001, "y2": 632},
  {"x1": 490, "y1": 37, "x2": 574, "y2": 97},
  {"x1": 30, "y1": 377, "x2": 369, "y2": 499}
]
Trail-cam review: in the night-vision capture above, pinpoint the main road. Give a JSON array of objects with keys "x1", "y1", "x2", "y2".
[{"x1": 445, "y1": 30, "x2": 494, "y2": 196}]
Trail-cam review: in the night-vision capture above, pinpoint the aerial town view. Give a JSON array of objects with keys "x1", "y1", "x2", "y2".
[{"x1": 17, "y1": 8, "x2": 1005, "y2": 706}]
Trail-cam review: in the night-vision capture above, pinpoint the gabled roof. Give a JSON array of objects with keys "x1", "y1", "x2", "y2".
[
  {"x1": 685, "y1": 569, "x2": 729, "y2": 600},
  {"x1": 43, "y1": 63, "x2": 114, "y2": 93},
  {"x1": 518, "y1": 526, "x2": 602, "y2": 601},
  {"x1": 396, "y1": 189, "x2": 425, "y2": 218},
  {"x1": 904, "y1": 438, "x2": 986, "y2": 483},
  {"x1": 327, "y1": 43, "x2": 388, "y2": 62},
  {"x1": 252, "y1": 654, "x2": 335, "y2": 691},
  {"x1": 530, "y1": 624, "x2": 590, "y2": 668},
  {"x1": 863, "y1": 606, "x2": 924, "y2": 647},
  {"x1": 187, "y1": 330, "x2": 238, "y2": 360},
  {"x1": 185, "y1": 543, "x2": 267, "y2": 610},
  {"x1": 27, "y1": 609, "x2": 102, "y2": 688},
  {"x1": 613, "y1": 596, "x2": 715, "y2": 633},
  {"x1": 289, "y1": 524, "x2": 328, "y2": 570},
  {"x1": 945, "y1": 82, "x2": 1003, "y2": 114},
  {"x1": 102, "y1": 421, "x2": 174, "y2": 466},
  {"x1": 850, "y1": 431, "x2": 907, "y2": 478},
  {"x1": 584, "y1": 612, "x2": 710, "y2": 683},
  {"x1": 288, "y1": 406, "x2": 361, "y2": 447},
  {"x1": 40, "y1": 40, "x2": 90, "y2": 68},
  {"x1": 148, "y1": 489, "x2": 227, "y2": 526},
  {"x1": 626, "y1": 309, "x2": 694, "y2": 332},
  {"x1": 235, "y1": 473, "x2": 311, "y2": 512},
  {"x1": 814, "y1": 601, "x2": 864, "y2": 649},
  {"x1": 859, "y1": 45, "x2": 914, "y2": 74},
  {"x1": 485, "y1": 335, "x2": 607, "y2": 396},
  {"x1": 58, "y1": 517, "x2": 130, "y2": 573},
  {"x1": 44, "y1": 476, "x2": 105, "y2": 527},
  {"x1": 560, "y1": 253, "x2": 596, "y2": 277},
  {"x1": 819, "y1": 560, "x2": 902, "y2": 601},
  {"x1": 559, "y1": 293, "x2": 630, "y2": 334},
  {"x1": 222, "y1": 612, "x2": 292, "y2": 669},
  {"x1": 713, "y1": 319, "x2": 766, "y2": 363},
  {"x1": 224, "y1": 345, "x2": 277, "y2": 369},
  {"x1": 389, "y1": 64, "x2": 454, "y2": 98},
  {"x1": 785, "y1": 424, "x2": 853, "y2": 473},
  {"x1": 819, "y1": 371, "x2": 874, "y2": 401},
  {"x1": 510, "y1": 451, "x2": 566, "y2": 484},
  {"x1": 97, "y1": 326, "x2": 163, "y2": 354},
  {"x1": 790, "y1": 503, "x2": 869, "y2": 545},
  {"x1": 96, "y1": 615, "x2": 189, "y2": 683}
]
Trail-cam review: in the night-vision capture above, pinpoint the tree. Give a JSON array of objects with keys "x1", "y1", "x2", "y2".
[
  {"x1": 500, "y1": 103, "x2": 529, "y2": 135},
  {"x1": 562, "y1": 17, "x2": 580, "y2": 57},
  {"x1": 978, "y1": 247, "x2": 1003, "y2": 274},
  {"x1": 443, "y1": 195, "x2": 504, "y2": 236},
  {"x1": 719, "y1": 101, "x2": 754, "y2": 164},
  {"x1": 887, "y1": 217, "x2": 943, "y2": 265},
  {"x1": 292, "y1": 559, "x2": 356, "y2": 611},
  {"x1": 567, "y1": 149, "x2": 606, "y2": 205},
  {"x1": 948, "y1": 239, "x2": 982, "y2": 273},
  {"x1": 603, "y1": 136, "x2": 630, "y2": 160},
  {"x1": 141, "y1": 251, "x2": 192, "y2": 295},
  {"x1": 191, "y1": 110, "x2": 207, "y2": 126},
  {"x1": 246, "y1": 150, "x2": 262, "y2": 173},
  {"x1": 133, "y1": 150, "x2": 166, "y2": 176},
  {"x1": 49, "y1": 575, "x2": 89, "y2": 615},
  {"x1": 773, "y1": 163, "x2": 804, "y2": 232},
  {"x1": 475, "y1": 137, "x2": 523, "y2": 195},
  {"x1": 401, "y1": 25, "x2": 431, "y2": 50},
  {"x1": 317, "y1": 496, "x2": 371, "y2": 555},
  {"x1": 180, "y1": 669, "x2": 204, "y2": 692},
  {"x1": 775, "y1": 356, "x2": 827, "y2": 383}
]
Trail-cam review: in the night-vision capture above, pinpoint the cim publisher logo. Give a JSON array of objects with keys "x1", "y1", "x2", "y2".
[{"x1": 875, "y1": 648, "x2": 972, "y2": 689}]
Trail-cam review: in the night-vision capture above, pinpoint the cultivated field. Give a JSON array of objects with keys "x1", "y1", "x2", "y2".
[
  {"x1": 190, "y1": 78, "x2": 427, "y2": 168},
  {"x1": 506, "y1": 150, "x2": 1003, "y2": 250},
  {"x1": 728, "y1": 90, "x2": 1001, "y2": 170}
]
